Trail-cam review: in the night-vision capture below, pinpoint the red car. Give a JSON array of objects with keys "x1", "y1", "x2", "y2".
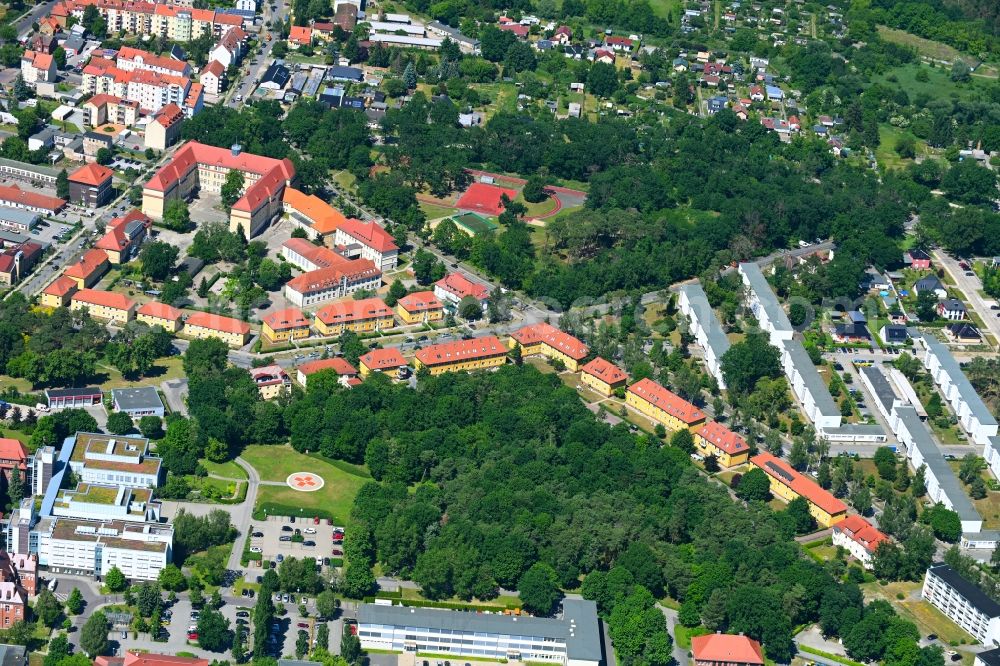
[
  {"x1": 188, "y1": 633, "x2": 199, "y2": 641},
  {"x1": 313, "y1": 516, "x2": 320, "y2": 525},
  {"x1": 332, "y1": 548, "x2": 343, "y2": 556}
]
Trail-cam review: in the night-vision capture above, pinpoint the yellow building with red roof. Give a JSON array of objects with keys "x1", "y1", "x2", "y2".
[
  {"x1": 41, "y1": 276, "x2": 79, "y2": 308},
  {"x1": 314, "y1": 298, "x2": 395, "y2": 336},
  {"x1": 262, "y1": 307, "x2": 311, "y2": 343},
  {"x1": 625, "y1": 378, "x2": 706, "y2": 432},
  {"x1": 183, "y1": 312, "x2": 251, "y2": 347},
  {"x1": 64, "y1": 248, "x2": 109, "y2": 289},
  {"x1": 396, "y1": 291, "x2": 444, "y2": 325},
  {"x1": 508, "y1": 323, "x2": 589, "y2": 371},
  {"x1": 70, "y1": 289, "x2": 136, "y2": 324},
  {"x1": 359, "y1": 348, "x2": 408, "y2": 378},
  {"x1": 694, "y1": 420, "x2": 750, "y2": 467},
  {"x1": 580, "y1": 357, "x2": 627, "y2": 396},
  {"x1": 750, "y1": 452, "x2": 847, "y2": 527},
  {"x1": 136, "y1": 301, "x2": 183, "y2": 333},
  {"x1": 414, "y1": 336, "x2": 507, "y2": 375}
]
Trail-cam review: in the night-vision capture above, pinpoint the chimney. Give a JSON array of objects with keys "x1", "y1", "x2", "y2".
[{"x1": 231, "y1": 144, "x2": 242, "y2": 156}]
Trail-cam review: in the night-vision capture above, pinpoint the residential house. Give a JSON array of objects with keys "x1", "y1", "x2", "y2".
[
  {"x1": 905, "y1": 248, "x2": 932, "y2": 270},
  {"x1": 508, "y1": 323, "x2": 589, "y2": 371},
  {"x1": 70, "y1": 289, "x2": 136, "y2": 324},
  {"x1": 396, "y1": 291, "x2": 444, "y2": 325},
  {"x1": 938, "y1": 299, "x2": 967, "y2": 321},
  {"x1": 0, "y1": 242, "x2": 41, "y2": 286},
  {"x1": 261, "y1": 307, "x2": 311, "y2": 343},
  {"x1": 313, "y1": 298, "x2": 395, "y2": 336},
  {"x1": 947, "y1": 323, "x2": 981, "y2": 343},
  {"x1": 831, "y1": 515, "x2": 888, "y2": 569},
  {"x1": 738, "y1": 262, "x2": 794, "y2": 345},
  {"x1": 433, "y1": 273, "x2": 489, "y2": 313},
  {"x1": 296, "y1": 357, "x2": 358, "y2": 388},
  {"x1": 880, "y1": 324, "x2": 909, "y2": 346},
  {"x1": 288, "y1": 25, "x2": 312, "y2": 47},
  {"x1": 604, "y1": 35, "x2": 634, "y2": 50},
  {"x1": 359, "y1": 348, "x2": 408, "y2": 378},
  {"x1": 913, "y1": 274, "x2": 947, "y2": 299},
  {"x1": 20, "y1": 51, "x2": 56, "y2": 85},
  {"x1": 625, "y1": 378, "x2": 706, "y2": 433},
  {"x1": 183, "y1": 312, "x2": 251, "y2": 347},
  {"x1": 677, "y1": 283, "x2": 730, "y2": 388},
  {"x1": 922, "y1": 563, "x2": 1000, "y2": 646},
  {"x1": 413, "y1": 336, "x2": 508, "y2": 376},
  {"x1": 199, "y1": 60, "x2": 225, "y2": 95},
  {"x1": 249, "y1": 365, "x2": 291, "y2": 400},
  {"x1": 95, "y1": 209, "x2": 151, "y2": 264},
  {"x1": 145, "y1": 103, "x2": 184, "y2": 151},
  {"x1": 692, "y1": 634, "x2": 764, "y2": 666},
  {"x1": 64, "y1": 248, "x2": 109, "y2": 288},
  {"x1": 750, "y1": 452, "x2": 847, "y2": 527},
  {"x1": 136, "y1": 301, "x2": 183, "y2": 333},
  {"x1": 833, "y1": 310, "x2": 870, "y2": 343},
  {"x1": 41, "y1": 276, "x2": 78, "y2": 307},
  {"x1": 579, "y1": 357, "x2": 627, "y2": 397},
  {"x1": 694, "y1": 421, "x2": 750, "y2": 468}
]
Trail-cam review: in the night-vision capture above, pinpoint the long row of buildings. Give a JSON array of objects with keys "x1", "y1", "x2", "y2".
[{"x1": 51, "y1": 0, "x2": 245, "y2": 42}]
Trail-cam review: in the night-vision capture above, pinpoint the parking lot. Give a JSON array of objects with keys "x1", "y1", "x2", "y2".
[{"x1": 250, "y1": 514, "x2": 344, "y2": 567}]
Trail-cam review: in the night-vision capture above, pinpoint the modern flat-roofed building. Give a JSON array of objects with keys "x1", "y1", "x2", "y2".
[
  {"x1": 357, "y1": 599, "x2": 602, "y2": 666},
  {"x1": 52, "y1": 483, "x2": 161, "y2": 524},
  {"x1": 923, "y1": 563, "x2": 1000, "y2": 646},
  {"x1": 59, "y1": 432, "x2": 162, "y2": 489},
  {"x1": 111, "y1": 387, "x2": 165, "y2": 418},
  {"x1": 314, "y1": 298, "x2": 395, "y2": 336},
  {"x1": 396, "y1": 291, "x2": 444, "y2": 325},
  {"x1": 183, "y1": 312, "x2": 251, "y2": 347},
  {"x1": 780, "y1": 338, "x2": 842, "y2": 432},
  {"x1": 832, "y1": 514, "x2": 888, "y2": 570},
  {"x1": 45, "y1": 387, "x2": 102, "y2": 409},
  {"x1": 738, "y1": 262, "x2": 793, "y2": 345},
  {"x1": 359, "y1": 348, "x2": 408, "y2": 378},
  {"x1": 35, "y1": 517, "x2": 171, "y2": 581},
  {"x1": 694, "y1": 421, "x2": 750, "y2": 467},
  {"x1": 691, "y1": 633, "x2": 764, "y2": 666},
  {"x1": 750, "y1": 452, "x2": 847, "y2": 527},
  {"x1": 975, "y1": 647, "x2": 1000, "y2": 666},
  {"x1": 626, "y1": 378, "x2": 706, "y2": 433},
  {"x1": 414, "y1": 336, "x2": 508, "y2": 375},
  {"x1": 580, "y1": 357, "x2": 628, "y2": 397},
  {"x1": 508, "y1": 323, "x2": 589, "y2": 371},
  {"x1": 678, "y1": 282, "x2": 731, "y2": 388},
  {"x1": 0, "y1": 208, "x2": 39, "y2": 234}
]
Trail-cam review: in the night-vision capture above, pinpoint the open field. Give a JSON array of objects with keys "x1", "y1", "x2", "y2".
[
  {"x1": 92, "y1": 356, "x2": 186, "y2": 391},
  {"x1": 876, "y1": 125, "x2": 931, "y2": 170},
  {"x1": 419, "y1": 202, "x2": 460, "y2": 220},
  {"x1": 863, "y1": 581, "x2": 974, "y2": 644},
  {"x1": 873, "y1": 63, "x2": 993, "y2": 103},
  {"x1": 877, "y1": 26, "x2": 974, "y2": 65},
  {"x1": 242, "y1": 444, "x2": 369, "y2": 525},
  {"x1": 201, "y1": 458, "x2": 248, "y2": 480}
]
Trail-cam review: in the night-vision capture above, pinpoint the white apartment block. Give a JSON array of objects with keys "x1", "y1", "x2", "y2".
[
  {"x1": 677, "y1": 283, "x2": 730, "y2": 389},
  {"x1": 738, "y1": 262, "x2": 793, "y2": 345},
  {"x1": 35, "y1": 517, "x2": 171, "y2": 582},
  {"x1": 358, "y1": 600, "x2": 602, "y2": 666},
  {"x1": 58, "y1": 432, "x2": 162, "y2": 489},
  {"x1": 780, "y1": 338, "x2": 842, "y2": 431},
  {"x1": 923, "y1": 563, "x2": 1000, "y2": 646}
]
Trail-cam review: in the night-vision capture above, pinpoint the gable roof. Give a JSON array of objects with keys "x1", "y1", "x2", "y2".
[
  {"x1": 263, "y1": 307, "x2": 310, "y2": 331},
  {"x1": 397, "y1": 291, "x2": 442, "y2": 313},
  {"x1": 283, "y1": 187, "x2": 347, "y2": 234},
  {"x1": 434, "y1": 272, "x2": 489, "y2": 301},
  {"x1": 511, "y1": 323, "x2": 588, "y2": 360},
  {"x1": 834, "y1": 514, "x2": 888, "y2": 553},
  {"x1": 64, "y1": 248, "x2": 108, "y2": 280},
  {"x1": 751, "y1": 452, "x2": 847, "y2": 515},
  {"x1": 415, "y1": 335, "x2": 506, "y2": 367},
  {"x1": 137, "y1": 301, "x2": 182, "y2": 322},
  {"x1": 69, "y1": 163, "x2": 113, "y2": 187},
  {"x1": 359, "y1": 347, "x2": 407, "y2": 371},
  {"x1": 298, "y1": 357, "x2": 357, "y2": 377},
  {"x1": 581, "y1": 357, "x2": 627, "y2": 385},
  {"x1": 627, "y1": 378, "x2": 705, "y2": 425},
  {"x1": 72, "y1": 288, "x2": 135, "y2": 311},
  {"x1": 184, "y1": 311, "x2": 250, "y2": 335},
  {"x1": 696, "y1": 420, "x2": 749, "y2": 456},
  {"x1": 43, "y1": 275, "x2": 78, "y2": 297},
  {"x1": 315, "y1": 297, "x2": 393, "y2": 325},
  {"x1": 691, "y1": 634, "x2": 764, "y2": 665},
  {"x1": 336, "y1": 218, "x2": 397, "y2": 253}
]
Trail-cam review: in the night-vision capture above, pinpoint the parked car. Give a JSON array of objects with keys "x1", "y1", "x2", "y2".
[
  {"x1": 252, "y1": 532, "x2": 264, "y2": 538},
  {"x1": 281, "y1": 526, "x2": 293, "y2": 532},
  {"x1": 297, "y1": 622, "x2": 309, "y2": 629},
  {"x1": 250, "y1": 546, "x2": 262, "y2": 553},
  {"x1": 303, "y1": 540, "x2": 315, "y2": 547},
  {"x1": 279, "y1": 536, "x2": 291, "y2": 542},
  {"x1": 237, "y1": 611, "x2": 250, "y2": 618},
  {"x1": 304, "y1": 528, "x2": 316, "y2": 534},
  {"x1": 188, "y1": 633, "x2": 198, "y2": 641}
]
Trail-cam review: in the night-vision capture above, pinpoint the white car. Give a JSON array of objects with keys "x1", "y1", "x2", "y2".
[
  {"x1": 250, "y1": 546, "x2": 262, "y2": 553},
  {"x1": 304, "y1": 528, "x2": 316, "y2": 534}
]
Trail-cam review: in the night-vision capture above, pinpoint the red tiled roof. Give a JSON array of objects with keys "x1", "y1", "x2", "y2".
[
  {"x1": 185, "y1": 311, "x2": 250, "y2": 336},
  {"x1": 0, "y1": 438, "x2": 28, "y2": 463},
  {"x1": 581, "y1": 357, "x2": 627, "y2": 385},
  {"x1": 69, "y1": 163, "x2": 113, "y2": 187},
  {"x1": 696, "y1": 421, "x2": 749, "y2": 456},
  {"x1": 336, "y1": 218, "x2": 397, "y2": 253},
  {"x1": 263, "y1": 307, "x2": 310, "y2": 331},
  {"x1": 43, "y1": 276, "x2": 77, "y2": 297},
  {"x1": 360, "y1": 347, "x2": 407, "y2": 371},
  {"x1": 95, "y1": 226, "x2": 129, "y2": 252},
  {"x1": 153, "y1": 103, "x2": 184, "y2": 128},
  {"x1": 834, "y1": 515, "x2": 889, "y2": 554},
  {"x1": 0, "y1": 184, "x2": 65, "y2": 212},
  {"x1": 145, "y1": 142, "x2": 294, "y2": 216},
  {"x1": 122, "y1": 651, "x2": 209, "y2": 666},
  {"x1": 108, "y1": 209, "x2": 151, "y2": 231},
  {"x1": 284, "y1": 258, "x2": 380, "y2": 295},
  {"x1": 435, "y1": 273, "x2": 488, "y2": 301},
  {"x1": 289, "y1": 25, "x2": 312, "y2": 44},
  {"x1": 201, "y1": 60, "x2": 225, "y2": 77},
  {"x1": 137, "y1": 301, "x2": 182, "y2": 322},
  {"x1": 64, "y1": 249, "x2": 108, "y2": 280},
  {"x1": 315, "y1": 297, "x2": 393, "y2": 325},
  {"x1": 397, "y1": 291, "x2": 442, "y2": 314},
  {"x1": 23, "y1": 50, "x2": 54, "y2": 70},
  {"x1": 627, "y1": 378, "x2": 704, "y2": 424},
  {"x1": 691, "y1": 634, "x2": 764, "y2": 665},
  {"x1": 415, "y1": 335, "x2": 506, "y2": 367},
  {"x1": 498, "y1": 23, "x2": 528, "y2": 37},
  {"x1": 455, "y1": 182, "x2": 518, "y2": 217},
  {"x1": 117, "y1": 46, "x2": 189, "y2": 74},
  {"x1": 751, "y1": 452, "x2": 848, "y2": 516},
  {"x1": 282, "y1": 238, "x2": 342, "y2": 268},
  {"x1": 72, "y1": 288, "x2": 135, "y2": 311},
  {"x1": 298, "y1": 357, "x2": 357, "y2": 377},
  {"x1": 283, "y1": 188, "x2": 347, "y2": 235},
  {"x1": 511, "y1": 323, "x2": 588, "y2": 360}
]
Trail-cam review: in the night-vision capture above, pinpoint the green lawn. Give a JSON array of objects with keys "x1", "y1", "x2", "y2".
[
  {"x1": 0, "y1": 429, "x2": 28, "y2": 444},
  {"x1": 647, "y1": 0, "x2": 679, "y2": 19},
  {"x1": 91, "y1": 356, "x2": 187, "y2": 391},
  {"x1": 873, "y1": 62, "x2": 993, "y2": 104},
  {"x1": 242, "y1": 444, "x2": 369, "y2": 525},
  {"x1": 201, "y1": 458, "x2": 247, "y2": 480},
  {"x1": 876, "y1": 125, "x2": 930, "y2": 170},
  {"x1": 876, "y1": 26, "x2": 973, "y2": 65},
  {"x1": 419, "y1": 202, "x2": 460, "y2": 220}
]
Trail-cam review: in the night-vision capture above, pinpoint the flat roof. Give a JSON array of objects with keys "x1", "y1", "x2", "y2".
[
  {"x1": 0, "y1": 207, "x2": 39, "y2": 225},
  {"x1": 860, "y1": 365, "x2": 898, "y2": 414},
  {"x1": 358, "y1": 599, "x2": 601, "y2": 661},
  {"x1": 919, "y1": 333, "x2": 997, "y2": 427},
  {"x1": 782, "y1": 339, "x2": 840, "y2": 417},
  {"x1": 679, "y1": 283, "x2": 730, "y2": 358},
  {"x1": 739, "y1": 262, "x2": 792, "y2": 333},
  {"x1": 111, "y1": 386, "x2": 164, "y2": 412},
  {"x1": 928, "y1": 562, "x2": 1000, "y2": 617},
  {"x1": 896, "y1": 406, "x2": 981, "y2": 522}
]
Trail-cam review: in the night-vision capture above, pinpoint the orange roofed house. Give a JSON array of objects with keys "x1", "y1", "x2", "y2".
[
  {"x1": 625, "y1": 378, "x2": 706, "y2": 433},
  {"x1": 284, "y1": 259, "x2": 382, "y2": 308},
  {"x1": 433, "y1": 272, "x2": 489, "y2": 313},
  {"x1": 95, "y1": 209, "x2": 151, "y2": 264},
  {"x1": 262, "y1": 307, "x2": 311, "y2": 343},
  {"x1": 694, "y1": 421, "x2": 750, "y2": 468},
  {"x1": 508, "y1": 323, "x2": 588, "y2": 371},
  {"x1": 692, "y1": 633, "x2": 765, "y2": 666},
  {"x1": 282, "y1": 187, "x2": 347, "y2": 241},
  {"x1": 580, "y1": 357, "x2": 627, "y2": 397},
  {"x1": 288, "y1": 25, "x2": 312, "y2": 47},
  {"x1": 296, "y1": 357, "x2": 358, "y2": 388},
  {"x1": 333, "y1": 218, "x2": 398, "y2": 271},
  {"x1": 70, "y1": 289, "x2": 136, "y2": 324},
  {"x1": 832, "y1": 514, "x2": 888, "y2": 569},
  {"x1": 142, "y1": 141, "x2": 295, "y2": 239},
  {"x1": 396, "y1": 291, "x2": 444, "y2": 325},
  {"x1": 96, "y1": 651, "x2": 209, "y2": 666},
  {"x1": 68, "y1": 163, "x2": 114, "y2": 207},
  {"x1": 750, "y1": 452, "x2": 847, "y2": 527},
  {"x1": 145, "y1": 103, "x2": 184, "y2": 152},
  {"x1": 41, "y1": 276, "x2": 78, "y2": 307},
  {"x1": 64, "y1": 248, "x2": 109, "y2": 289},
  {"x1": 136, "y1": 301, "x2": 183, "y2": 333},
  {"x1": 183, "y1": 311, "x2": 251, "y2": 347},
  {"x1": 359, "y1": 348, "x2": 408, "y2": 378},
  {"x1": 314, "y1": 297, "x2": 395, "y2": 336},
  {"x1": 414, "y1": 336, "x2": 508, "y2": 375}
]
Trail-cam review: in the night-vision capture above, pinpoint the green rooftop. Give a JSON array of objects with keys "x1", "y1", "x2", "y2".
[{"x1": 451, "y1": 212, "x2": 499, "y2": 236}]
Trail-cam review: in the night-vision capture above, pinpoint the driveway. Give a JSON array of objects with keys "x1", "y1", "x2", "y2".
[{"x1": 656, "y1": 604, "x2": 689, "y2": 666}]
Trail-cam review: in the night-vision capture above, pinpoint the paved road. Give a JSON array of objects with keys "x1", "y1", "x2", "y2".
[
  {"x1": 933, "y1": 249, "x2": 1000, "y2": 347},
  {"x1": 226, "y1": 0, "x2": 288, "y2": 108},
  {"x1": 226, "y1": 457, "x2": 262, "y2": 571},
  {"x1": 655, "y1": 604, "x2": 690, "y2": 666}
]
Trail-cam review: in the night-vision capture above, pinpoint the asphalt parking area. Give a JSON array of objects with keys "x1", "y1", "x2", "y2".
[{"x1": 250, "y1": 514, "x2": 344, "y2": 566}]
